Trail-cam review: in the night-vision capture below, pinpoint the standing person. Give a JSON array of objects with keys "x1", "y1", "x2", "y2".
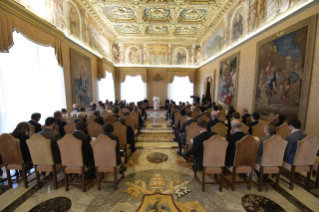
[{"x1": 153, "y1": 95, "x2": 160, "y2": 110}]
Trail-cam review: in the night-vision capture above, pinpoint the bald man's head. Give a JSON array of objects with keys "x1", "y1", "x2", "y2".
[
  {"x1": 231, "y1": 119, "x2": 241, "y2": 130},
  {"x1": 211, "y1": 111, "x2": 218, "y2": 119},
  {"x1": 73, "y1": 103, "x2": 79, "y2": 109}
]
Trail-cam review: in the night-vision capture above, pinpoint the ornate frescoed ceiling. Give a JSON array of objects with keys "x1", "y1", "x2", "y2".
[{"x1": 86, "y1": 0, "x2": 234, "y2": 44}]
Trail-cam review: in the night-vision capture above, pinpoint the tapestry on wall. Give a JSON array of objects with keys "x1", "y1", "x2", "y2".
[
  {"x1": 70, "y1": 48, "x2": 92, "y2": 107},
  {"x1": 218, "y1": 52, "x2": 240, "y2": 108},
  {"x1": 253, "y1": 14, "x2": 317, "y2": 128}
]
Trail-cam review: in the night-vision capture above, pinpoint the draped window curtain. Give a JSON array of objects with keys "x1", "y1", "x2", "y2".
[
  {"x1": 120, "y1": 75, "x2": 147, "y2": 104},
  {"x1": 98, "y1": 72, "x2": 115, "y2": 102},
  {"x1": 168, "y1": 76, "x2": 193, "y2": 103},
  {"x1": 0, "y1": 32, "x2": 66, "y2": 134}
]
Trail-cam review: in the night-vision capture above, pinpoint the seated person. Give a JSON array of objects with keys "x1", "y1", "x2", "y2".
[
  {"x1": 12, "y1": 122, "x2": 32, "y2": 169},
  {"x1": 72, "y1": 112, "x2": 86, "y2": 124},
  {"x1": 175, "y1": 109, "x2": 186, "y2": 141},
  {"x1": 195, "y1": 107, "x2": 206, "y2": 121},
  {"x1": 93, "y1": 110, "x2": 100, "y2": 117},
  {"x1": 226, "y1": 106, "x2": 235, "y2": 120},
  {"x1": 170, "y1": 105, "x2": 179, "y2": 124},
  {"x1": 28, "y1": 113, "x2": 42, "y2": 133},
  {"x1": 90, "y1": 103, "x2": 97, "y2": 111},
  {"x1": 271, "y1": 114, "x2": 285, "y2": 127},
  {"x1": 247, "y1": 112, "x2": 260, "y2": 135},
  {"x1": 207, "y1": 111, "x2": 223, "y2": 131},
  {"x1": 177, "y1": 112, "x2": 194, "y2": 155},
  {"x1": 113, "y1": 107, "x2": 120, "y2": 119},
  {"x1": 119, "y1": 117, "x2": 136, "y2": 153},
  {"x1": 54, "y1": 111, "x2": 67, "y2": 137},
  {"x1": 241, "y1": 109, "x2": 250, "y2": 125},
  {"x1": 232, "y1": 112, "x2": 240, "y2": 120},
  {"x1": 38, "y1": 117, "x2": 62, "y2": 164},
  {"x1": 94, "y1": 116, "x2": 105, "y2": 126},
  {"x1": 71, "y1": 121, "x2": 95, "y2": 179},
  {"x1": 61, "y1": 108, "x2": 68, "y2": 124},
  {"x1": 225, "y1": 120, "x2": 247, "y2": 167},
  {"x1": 183, "y1": 120, "x2": 216, "y2": 171},
  {"x1": 284, "y1": 120, "x2": 307, "y2": 164},
  {"x1": 80, "y1": 107, "x2": 87, "y2": 122},
  {"x1": 71, "y1": 103, "x2": 79, "y2": 116}
]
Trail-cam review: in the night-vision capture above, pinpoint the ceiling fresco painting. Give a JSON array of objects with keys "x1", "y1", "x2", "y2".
[{"x1": 14, "y1": 0, "x2": 314, "y2": 67}]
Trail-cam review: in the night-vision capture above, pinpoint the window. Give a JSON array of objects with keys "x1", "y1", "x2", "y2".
[
  {"x1": 0, "y1": 32, "x2": 67, "y2": 134},
  {"x1": 120, "y1": 75, "x2": 147, "y2": 104},
  {"x1": 98, "y1": 72, "x2": 115, "y2": 102},
  {"x1": 168, "y1": 76, "x2": 193, "y2": 103}
]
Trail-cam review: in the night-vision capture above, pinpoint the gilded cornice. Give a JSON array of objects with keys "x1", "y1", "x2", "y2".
[{"x1": 0, "y1": 0, "x2": 65, "y2": 41}]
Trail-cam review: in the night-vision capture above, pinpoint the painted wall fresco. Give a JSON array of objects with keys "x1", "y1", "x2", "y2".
[{"x1": 203, "y1": 0, "x2": 312, "y2": 62}]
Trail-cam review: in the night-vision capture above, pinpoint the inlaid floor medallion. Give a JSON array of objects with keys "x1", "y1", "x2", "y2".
[{"x1": 147, "y1": 152, "x2": 169, "y2": 163}]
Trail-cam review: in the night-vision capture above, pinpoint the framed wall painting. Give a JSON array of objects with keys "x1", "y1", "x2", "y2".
[
  {"x1": 70, "y1": 48, "x2": 93, "y2": 107},
  {"x1": 253, "y1": 14, "x2": 317, "y2": 129},
  {"x1": 217, "y1": 52, "x2": 240, "y2": 108}
]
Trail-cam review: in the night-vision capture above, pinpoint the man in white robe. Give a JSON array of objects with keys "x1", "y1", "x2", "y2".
[{"x1": 153, "y1": 95, "x2": 160, "y2": 110}]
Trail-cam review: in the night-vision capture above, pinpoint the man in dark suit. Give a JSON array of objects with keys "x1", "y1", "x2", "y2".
[
  {"x1": 72, "y1": 112, "x2": 87, "y2": 124},
  {"x1": 170, "y1": 106, "x2": 178, "y2": 124},
  {"x1": 70, "y1": 103, "x2": 80, "y2": 116},
  {"x1": 247, "y1": 112, "x2": 260, "y2": 135},
  {"x1": 119, "y1": 117, "x2": 136, "y2": 153},
  {"x1": 241, "y1": 109, "x2": 250, "y2": 125},
  {"x1": 29, "y1": 113, "x2": 42, "y2": 133},
  {"x1": 225, "y1": 120, "x2": 247, "y2": 167},
  {"x1": 71, "y1": 121, "x2": 95, "y2": 178},
  {"x1": 177, "y1": 112, "x2": 194, "y2": 155},
  {"x1": 271, "y1": 114, "x2": 286, "y2": 127},
  {"x1": 113, "y1": 107, "x2": 120, "y2": 119},
  {"x1": 175, "y1": 109, "x2": 186, "y2": 141},
  {"x1": 284, "y1": 120, "x2": 307, "y2": 164},
  {"x1": 183, "y1": 120, "x2": 216, "y2": 171},
  {"x1": 195, "y1": 107, "x2": 206, "y2": 121},
  {"x1": 207, "y1": 111, "x2": 223, "y2": 132},
  {"x1": 54, "y1": 111, "x2": 67, "y2": 137},
  {"x1": 38, "y1": 117, "x2": 62, "y2": 164}
]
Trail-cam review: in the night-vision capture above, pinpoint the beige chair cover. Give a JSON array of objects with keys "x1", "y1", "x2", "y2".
[
  {"x1": 86, "y1": 115, "x2": 96, "y2": 125},
  {"x1": 211, "y1": 123, "x2": 227, "y2": 138},
  {"x1": 252, "y1": 122, "x2": 266, "y2": 138},
  {"x1": 64, "y1": 122, "x2": 76, "y2": 134},
  {"x1": 276, "y1": 122, "x2": 291, "y2": 139},
  {"x1": 186, "y1": 122, "x2": 200, "y2": 151},
  {"x1": 87, "y1": 122, "x2": 104, "y2": 138}
]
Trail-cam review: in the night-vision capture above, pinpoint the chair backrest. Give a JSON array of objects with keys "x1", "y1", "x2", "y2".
[
  {"x1": 186, "y1": 122, "x2": 200, "y2": 146},
  {"x1": 87, "y1": 122, "x2": 104, "y2": 137},
  {"x1": 252, "y1": 122, "x2": 266, "y2": 138},
  {"x1": 240, "y1": 123, "x2": 249, "y2": 134},
  {"x1": 293, "y1": 135, "x2": 319, "y2": 166},
  {"x1": 191, "y1": 111, "x2": 200, "y2": 120},
  {"x1": 276, "y1": 122, "x2": 290, "y2": 139},
  {"x1": 246, "y1": 117, "x2": 252, "y2": 125},
  {"x1": 0, "y1": 133, "x2": 23, "y2": 165},
  {"x1": 217, "y1": 114, "x2": 226, "y2": 123},
  {"x1": 104, "y1": 115, "x2": 118, "y2": 123},
  {"x1": 113, "y1": 122, "x2": 127, "y2": 145},
  {"x1": 125, "y1": 115, "x2": 136, "y2": 131},
  {"x1": 130, "y1": 110, "x2": 139, "y2": 128},
  {"x1": 85, "y1": 110, "x2": 93, "y2": 117},
  {"x1": 58, "y1": 134, "x2": 83, "y2": 167},
  {"x1": 118, "y1": 111, "x2": 124, "y2": 117},
  {"x1": 211, "y1": 122, "x2": 227, "y2": 138},
  {"x1": 41, "y1": 125, "x2": 45, "y2": 130},
  {"x1": 69, "y1": 114, "x2": 77, "y2": 122},
  {"x1": 27, "y1": 134, "x2": 54, "y2": 165},
  {"x1": 174, "y1": 111, "x2": 182, "y2": 127},
  {"x1": 122, "y1": 108, "x2": 130, "y2": 114},
  {"x1": 86, "y1": 115, "x2": 96, "y2": 125},
  {"x1": 219, "y1": 109, "x2": 226, "y2": 117},
  {"x1": 203, "y1": 135, "x2": 229, "y2": 167},
  {"x1": 180, "y1": 116, "x2": 187, "y2": 127},
  {"x1": 261, "y1": 135, "x2": 287, "y2": 166},
  {"x1": 29, "y1": 124, "x2": 35, "y2": 137},
  {"x1": 54, "y1": 125, "x2": 59, "y2": 134},
  {"x1": 91, "y1": 134, "x2": 117, "y2": 167},
  {"x1": 64, "y1": 122, "x2": 76, "y2": 134},
  {"x1": 234, "y1": 135, "x2": 259, "y2": 167},
  {"x1": 204, "y1": 109, "x2": 212, "y2": 117},
  {"x1": 100, "y1": 111, "x2": 110, "y2": 119},
  {"x1": 198, "y1": 115, "x2": 210, "y2": 123},
  {"x1": 137, "y1": 108, "x2": 142, "y2": 116}
]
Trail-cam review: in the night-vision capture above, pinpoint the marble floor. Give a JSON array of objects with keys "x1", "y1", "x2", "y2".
[{"x1": 0, "y1": 110, "x2": 318, "y2": 212}]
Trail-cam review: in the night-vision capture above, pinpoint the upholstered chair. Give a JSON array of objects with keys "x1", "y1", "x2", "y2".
[
  {"x1": 91, "y1": 134, "x2": 125, "y2": 190},
  {"x1": 130, "y1": 110, "x2": 139, "y2": 129},
  {"x1": 86, "y1": 115, "x2": 96, "y2": 125},
  {"x1": 29, "y1": 124, "x2": 35, "y2": 137},
  {"x1": 240, "y1": 123, "x2": 249, "y2": 134},
  {"x1": 185, "y1": 108, "x2": 191, "y2": 113},
  {"x1": 113, "y1": 122, "x2": 129, "y2": 162},
  {"x1": 252, "y1": 122, "x2": 266, "y2": 138},
  {"x1": 217, "y1": 114, "x2": 227, "y2": 123},
  {"x1": 254, "y1": 135, "x2": 287, "y2": 191},
  {"x1": 87, "y1": 122, "x2": 104, "y2": 138},
  {"x1": 282, "y1": 135, "x2": 319, "y2": 190},
  {"x1": 0, "y1": 134, "x2": 34, "y2": 188},
  {"x1": 191, "y1": 111, "x2": 200, "y2": 120},
  {"x1": 211, "y1": 122, "x2": 227, "y2": 138},
  {"x1": 69, "y1": 114, "x2": 77, "y2": 122},
  {"x1": 54, "y1": 125, "x2": 60, "y2": 134},
  {"x1": 195, "y1": 135, "x2": 228, "y2": 192},
  {"x1": 174, "y1": 111, "x2": 182, "y2": 128},
  {"x1": 185, "y1": 122, "x2": 200, "y2": 152},
  {"x1": 122, "y1": 108, "x2": 130, "y2": 114},
  {"x1": 219, "y1": 109, "x2": 226, "y2": 117},
  {"x1": 198, "y1": 115, "x2": 210, "y2": 123},
  {"x1": 104, "y1": 114, "x2": 118, "y2": 124},
  {"x1": 85, "y1": 110, "x2": 93, "y2": 117},
  {"x1": 313, "y1": 156, "x2": 319, "y2": 188},
  {"x1": 125, "y1": 115, "x2": 138, "y2": 136},
  {"x1": 276, "y1": 122, "x2": 291, "y2": 139},
  {"x1": 100, "y1": 111, "x2": 110, "y2": 119},
  {"x1": 118, "y1": 111, "x2": 124, "y2": 117},
  {"x1": 246, "y1": 117, "x2": 252, "y2": 125},
  {"x1": 64, "y1": 122, "x2": 76, "y2": 134},
  {"x1": 226, "y1": 135, "x2": 260, "y2": 191},
  {"x1": 204, "y1": 109, "x2": 212, "y2": 117},
  {"x1": 179, "y1": 116, "x2": 187, "y2": 130},
  {"x1": 0, "y1": 159, "x2": 6, "y2": 183},
  {"x1": 27, "y1": 134, "x2": 63, "y2": 189},
  {"x1": 58, "y1": 134, "x2": 91, "y2": 192}
]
